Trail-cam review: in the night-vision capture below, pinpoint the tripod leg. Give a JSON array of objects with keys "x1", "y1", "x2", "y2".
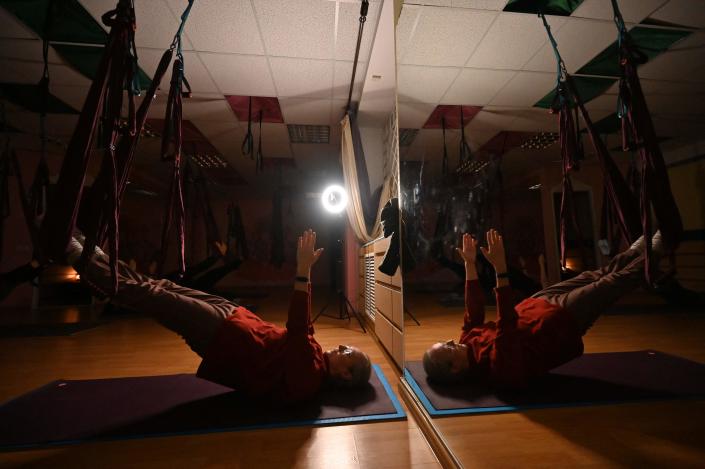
[
  {"x1": 312, "y1": 302, "x2": 330, "y2": 323},
  {"x1": 404, "y1": 305, "x2": 420, "y2": 326},
  {"x1": 344, "y1": 295, "x2": 367, "y2": 333}
]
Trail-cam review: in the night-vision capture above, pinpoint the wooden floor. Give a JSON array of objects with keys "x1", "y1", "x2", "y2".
[
  {"x1": 404, "y1": 290, "x2": 705, "y2": 468},
  {"x1": 0, "y1": 288, "x2": 440, "y2": 469}
]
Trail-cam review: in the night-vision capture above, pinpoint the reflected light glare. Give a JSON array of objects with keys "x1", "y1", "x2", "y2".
[{"x1": 321, "y1": 185, "x2": 348, "y2": 214}]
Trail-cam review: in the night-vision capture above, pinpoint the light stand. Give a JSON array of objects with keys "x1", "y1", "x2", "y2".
[{"x1": 312, "y1": 220, "x2": 366, "y2": 333}]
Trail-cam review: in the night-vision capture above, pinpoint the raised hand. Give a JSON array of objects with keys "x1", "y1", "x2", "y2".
[
  {"x1": 456, "y1": 233, "x2": 478, "y2": 265},
  {"x1": 479, "y1": 229, "x2": 507, "y2": 274},
  {"x1": 296, "y1": 229, "x2": 324, "y2": 278},
  {"x1": 214, "y1": 241, "x2": 228, "y2": 258}
]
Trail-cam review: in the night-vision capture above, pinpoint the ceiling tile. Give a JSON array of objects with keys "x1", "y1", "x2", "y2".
[
  {"x1": 523, "y1": 18, "x2": 620, "y2": 74},
  {"x1": 81, "y1": 0, "x2": 193, "y2": 50},
  {"x1": 0, "y1": 58, "x2": 32, "y2": 83},
  {"x1": 396, "y1": 5, "x2": 421, "y2": 61},
  {"x1": 584, "y1": 93, "x2": 618, "y2": 111},
  {"x1": 489, "y1": 71, "x2": 555, "y2": 106},
  {"x1": 465, "y1": 128, "x2": 499, "y2": 150},
  {"x1": 336, "y1": 0, "x2": 381, "y2": 61},
  {"x1": 639, "y1": 32, "x2": 705, "y2": 82},
  {"x1": 253, "y1": 0, "x2": 335, "y2": 59},
  {"x1": 48, "y1": 64, "x2": 93, "y2": 87},
  {"x1": 398, "y1": 101, "x2": 437, "y2": 128},
  {"x1": 466, "y1": 13, "x2": 565, "y2": 70},
  {"x1": 179, "y1": 52, "x2": 219, "y2": 94},
  {"x1": 184, "y1": 96, "x2": 238, "y2": 122},
  {"x1": 192, "y1": 119, "x2": 242, "y2": 142},
  {"x1": 451, "y1": 1, "x2": 509, "y2": 9},
  {"x1": 507, "y1": 108, "x2": 559, "y2": 132},
  {"x1": 137, "y1": 49, "x2": 219, "y2": 93},
  {"x1": 0, "y1": 7, "x2": 36, "y2": 39},
  {"x1": 651, "y1": 114, "x2": 705, "y2": 138},
  {"x1": 649, "y1": 0, "x2": 705, "y2": 28},
  {"x1": 404, "y1": 1, "x2": 451, "y2": 6},
  {"x1": 269, "y1": 57, "x2": 334, "y2": 98},
  {"x1": 50, "y1": 85, "x2": 89, "y2": 111},
  {"x1": 640, "y1": 79, "x2": 705, "y2": 98},
  {"x1": 279, "y1": 98, "x2": 332, "y2": 124},
  {"x1": 0, "y1": 38, "x2": 62, "y2": 63},
  {"x1": 441, "y1": 68, "x2": 516, "y2": 105},
  {"x1": 200, "y1": 53, "x2": 275, "y2": 96},
  {"x1": 332, "y1": 61, "x2": 365, "y2": 101},
  {"x1": 165, "y1": 0, "x2": 263, "y2": 54},
  {"x1": 647, "y1": 92, "x2": 705, "y2": 116},
  {"x1": 466, "y1": 106, "x2": 521, "y2": 130},
  {"x1": 400, "y1": 7, "x2": 497, "y2": 66},
  {"x1": 137, "y1": 0, "x2": 193, "y2": 50},
  {"x1": 398, "y1": 65, "x2": 460, "y2": 103},
  {"x1": 573, "y1": 0, "x2": 668, "y2": 23}
]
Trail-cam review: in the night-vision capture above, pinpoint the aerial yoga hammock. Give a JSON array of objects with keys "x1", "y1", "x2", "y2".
[
  {"x1": 162, "y1": 160, "x2": 242, "y2": 293},
  {"x1": 33, "y1": 0, "x2": 183, "y2": 297},
  {"x1": 539, "y1": 5, "x2": 682, "y2": 283},
  {"x1": 0, "y1": 2, "x2": 55, "y2": 261},
  {"x1": 428, "y1": 113, "x2": 542, "y2": 300},
  {"x1": 608, "y1": 0, "x2": 683, "y2": 279},
  {"x1": 540, "y1": 13, "x2": 589, "y2": 271}
]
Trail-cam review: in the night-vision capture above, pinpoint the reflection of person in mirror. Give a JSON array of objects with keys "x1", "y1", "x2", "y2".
[
  {"x1": 69, "y1": 229, "x2": 372, "y2": 404},
  {"x1": 423, "y1": 229, "x2": 663, "y2": 388}
]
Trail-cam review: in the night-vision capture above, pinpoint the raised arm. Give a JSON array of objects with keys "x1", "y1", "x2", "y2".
[
  {"x1": 288, "y1": 229, "x2": 324, "y2": 335},
  {"x1": 480, "y1": 229, "x2": 518, "y2": 332},
  {"x1": 457, "y1": 233, "x2": 485, "y2": 329}
]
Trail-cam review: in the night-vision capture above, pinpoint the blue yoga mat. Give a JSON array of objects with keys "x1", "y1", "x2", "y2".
[
  {"x1": 405, "y1": 350, "x2": 705, "y2": 416},
  {"x1": 0, "y1": 364, "x2": 404, "y2": 450}
]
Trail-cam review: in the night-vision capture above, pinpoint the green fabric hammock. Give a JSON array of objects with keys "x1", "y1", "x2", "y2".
[
  {"x1": 0, "y1": 83, "x2": 77, "y2": 114},
  {"x1": 535, "y1": 76, "x2": 616, "y2": 109},
  {"x1": 504, "y1": 0, "x2": 584, "y2": 16},
  {"x1": 578, "y1": 26, "x2": 692, "y2": 77},
  {"x1": 52, "y1": 44, "x2": 151, "y2": 87},
  {"x1": 0, "y1": 0, "x2": 107, "y2": 44}
]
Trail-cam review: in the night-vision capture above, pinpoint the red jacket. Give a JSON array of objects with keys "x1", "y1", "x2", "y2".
[
  {"x1": 196, "y1": 287, "x2": 328, "y2": 403},
  {"x1": 460, "y1": 280, "x2": 584, "y2": 388}
]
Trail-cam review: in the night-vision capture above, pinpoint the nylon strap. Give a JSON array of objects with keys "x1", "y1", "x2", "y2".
[
  {"x1": 458, "y1": 106, "x2": 471, "y2": 164},
  {"x1": 256, "y1": 110, "x2": 264, "y2": 172},
  {"x1": 441, "y1": 117, "x2": 448, "y2": 177},
  {"x1": 242, "y1": 96, "x2": 254, "y2": 157},
  {"x1": 539, "y1": 11, "x2": 568, "y2": 92}
]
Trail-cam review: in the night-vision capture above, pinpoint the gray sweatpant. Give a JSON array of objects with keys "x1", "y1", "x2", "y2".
[
  {"x1": 80, "y1": 253, "x2": 235, "y2": 357},
  {"x1": 532, "y1": 248, "x2": 647, "y2": 334}
]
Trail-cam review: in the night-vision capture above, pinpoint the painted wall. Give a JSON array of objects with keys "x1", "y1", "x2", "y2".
[
  {"x1": 119, "y1": 191, "x2": 339, "y2": 288},
  {"x1": 667, "y1": 156, "x2": 705, "y2": 291}
]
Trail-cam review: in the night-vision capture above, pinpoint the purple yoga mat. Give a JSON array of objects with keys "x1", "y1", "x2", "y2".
[
  {"x1": 405, "y1": 350, "x2": 705, "y2": 414},
  {"x1": 0, "y1": 366, "x2": 402, "y2": 449}
]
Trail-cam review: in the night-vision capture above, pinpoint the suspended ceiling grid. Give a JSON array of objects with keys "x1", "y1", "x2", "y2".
[
  {"x1": 0, "y1": 0, "x2": 383, "y2": 193},
  {"x1": 398, "y1": 0, "x2": 705, "y2": 171}
]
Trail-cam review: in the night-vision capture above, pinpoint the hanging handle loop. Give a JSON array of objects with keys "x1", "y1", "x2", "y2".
[{"x1": 241, "y1": 96, "x2": 254, "y2": 157}]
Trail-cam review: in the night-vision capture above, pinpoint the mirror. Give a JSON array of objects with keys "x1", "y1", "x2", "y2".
[
  {"x1": 0, "y1": 0, "x2": 401, "y2": 429},
  {"x1": 397, "y1": 1, "x2": 705, "y2": 466}
]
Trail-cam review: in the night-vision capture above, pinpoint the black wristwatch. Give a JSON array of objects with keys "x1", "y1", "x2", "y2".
[
  {"x1": 295, "y1": 276, "x2": 309, "y2": 283},
  {"x1": 496, "y1": 272, "x2": 509, "y2": 279}
]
